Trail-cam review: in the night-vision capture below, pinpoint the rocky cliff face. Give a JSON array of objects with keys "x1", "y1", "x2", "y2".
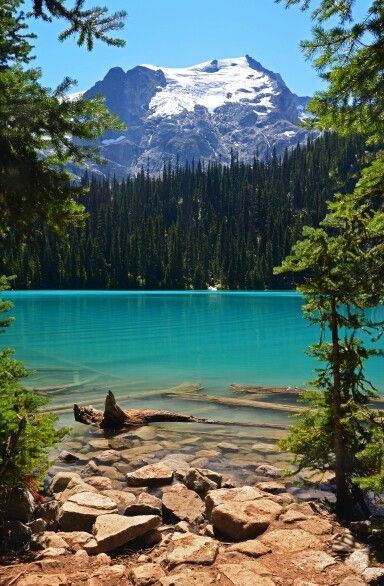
[{"x1": 79, "y1": 55, "x2": 311, "y2": 177}]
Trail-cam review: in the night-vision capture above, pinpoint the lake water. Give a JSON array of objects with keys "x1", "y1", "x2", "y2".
[{"x1": 2, "y1": 291, "x2": 383, "y2": 480}]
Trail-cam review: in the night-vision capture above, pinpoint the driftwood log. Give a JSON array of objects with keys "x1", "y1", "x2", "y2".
[
  {"x1": 74, "y1": 390, "x2": 211, "y2": 429},
  {"x1": 73, "y1": 390, "x2": 290, "y2": 430}
]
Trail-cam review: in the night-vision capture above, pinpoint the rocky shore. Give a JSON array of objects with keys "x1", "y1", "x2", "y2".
[{"x1": 1, "y1": 431, "x2": 384, "y2": 586}]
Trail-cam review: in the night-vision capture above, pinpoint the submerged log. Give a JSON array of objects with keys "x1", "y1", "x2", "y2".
[{"x1": 229, "y1": 384, "x2": 305, "y2": 395}]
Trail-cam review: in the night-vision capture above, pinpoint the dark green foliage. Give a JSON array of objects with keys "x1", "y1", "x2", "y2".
[
  {"x1": 0, "y1": 134, "x2": 367, "y2": 290},
  {"x1": 0, "y1": 0, "x2": 125, "y2": 241}
]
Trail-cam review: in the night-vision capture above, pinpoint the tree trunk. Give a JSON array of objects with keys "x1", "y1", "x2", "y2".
[{"x1": 330, "y1": 297, "x2": 350, "y2": 518}]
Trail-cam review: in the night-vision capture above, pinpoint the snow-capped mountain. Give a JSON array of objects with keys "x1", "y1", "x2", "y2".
[{"x1": 80, "y1": 55, "x2": 311, "y2": 177}]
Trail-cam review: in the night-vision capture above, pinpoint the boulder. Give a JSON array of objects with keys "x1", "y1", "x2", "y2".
[
  {"x1": 58, "y1": 491, "x2": 118, "y2": 532},
  {"x1": 162, "y1": 484, "x2": 205, "y2": 524},
  {"x1": 48, "y1": 471, "x2": 82, "y2": 495},
  {"x1": 159, "y1": 571, "x2": 218, "y2": 586},
  {"x1": 205, "y1": 485, "x2": 265, "y2": 517},
  {"x1": 124, "y1": 492, "x2": 162, "y2": 516},
  {"x1": 165, "y1": 531, "x2": 219, "y2": 569},
  {"x1": 126, "y1": 463, "x2": 173, "y2": 487},
  {"x1": 92, "y1": 513, "x2": 161, "y2": 553},
  {"x1": 130, "y1": 562, "x2": 166, "y2": 585},
  {"x1": 211, "y1": 497, "x2": 282, "y2": 541}
]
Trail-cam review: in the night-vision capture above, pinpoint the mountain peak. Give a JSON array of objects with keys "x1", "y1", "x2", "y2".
[{"x1": 78, "y1": 56, "x2": 312, "y2": 177}]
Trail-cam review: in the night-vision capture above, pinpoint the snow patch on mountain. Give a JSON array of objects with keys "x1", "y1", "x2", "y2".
[{"x1": 143, "y1": 56, "x2": 275, "y2": 118}]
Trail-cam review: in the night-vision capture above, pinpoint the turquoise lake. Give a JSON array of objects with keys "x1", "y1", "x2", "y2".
[
  {"x1": 2, "y1": 290, "x2": 383, "y2": 477},
  {"x1": 3, "y1": 291, "x2": 383, "y2": 430}
]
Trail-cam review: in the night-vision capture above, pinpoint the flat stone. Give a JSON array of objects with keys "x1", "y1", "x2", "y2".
[
  {"x1": 89, "y1": 564, "x2": 128, "y2": 586},
  {"x1": 130, "y1": 562, "x2": 166, "y2": 585},
  {"x1": 260, "y1": 528, "x2": 321, "y2": 553},
  {"x1": 162, "y1": 484, "x2": 205, "y2": 523},
  {"x1": 345, "y1": 549, "x2": 370, "y2": 574},
  {"x1": 211, "y1": 497, "x2": 282, "y2": 540},
  {"x1": 59, "y1": 492, "x2": 118, "y2": 532},
  {"x1": 205, "y1": 485, "x2": 265, "y2": 517},
  {"x1": 292, "y1": 550, "x2": 337, "y2": 571},
  {"x1": 17, "y1": 575, "x2": 70, "y2": 586},
  {"x1": 92, "y1": 514, "x2": 161, "y2": 553},
  {"x1": 217, "y1": 442, "x2": 239, "y2": 452},
  {"x1": 39, "y1": 547, "x2": 68, "y2": 557},
  {"x1": 94, "y1": 449, "x2": 121, "y2": 464},
  {"x1": 298, "y1": 517, "x2": 333, "y2": 535},
  {"x1": 160, "y1": 571, "x2": 217, "y2": 586},
  {"x1": 124, "y1": 492, "x2": 162, "y2": 516},
  {"x1": 254, "y1": 464, "x2": 282, "y2": 478},
  {"x1": 165, "y1": 531, "x2": 218, "y2": 569},
  {"x1": 339, "y1": 578, "x2": 365, "y2": 586},
  {"x1": 363, "y1": 567, "x2": 384, "y2": 584},
  {"x1": 102, "y1": 489, "x2": 137, "y2": 510},
  {"x1": 89, "y1": 439, "x2": 110, "y2": 449},
  {"x1": 131, "y1": 427, "x2": 157, "y2": 441},
  {"x1": 85, "y1": 476, "x2": 114, "y2": 491},
  {"x1": 256, "y1": 481, "x2": 286, "y2": 494},
  {"x1": 126, "y1": 463, "x2": 174, "y2": 486},
  {"x1": 227, "y1": 538, "x2": 272, "y2": 558},
  {"x1": 218, "y1": 562, "x2": 275, "y2": 586},
  {"x1": 195, "y1": 449, "x2": 220, "y2": 458},
  {"x1": 281, "y1": 509, "x2": 308, "y2": 524},
  {"x1": 58, "y1": 477, "x2": 98, "y2": 502}
]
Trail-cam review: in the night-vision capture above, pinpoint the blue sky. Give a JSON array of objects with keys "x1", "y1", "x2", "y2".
[{"x1": 27, "y1": 1, "x2": 321, "y2": 96}]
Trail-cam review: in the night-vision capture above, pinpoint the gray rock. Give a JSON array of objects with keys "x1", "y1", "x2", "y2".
[{"x1": 58, "y1": 450, "x2": 81, "y2": 463}]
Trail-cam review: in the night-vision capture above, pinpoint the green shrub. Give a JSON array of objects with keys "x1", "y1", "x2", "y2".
[{"x1": 0, "y1": 277, "x2": 68, "y2": 503}]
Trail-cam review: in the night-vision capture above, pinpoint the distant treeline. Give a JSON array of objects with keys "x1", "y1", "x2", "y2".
[{"x1": 2, "y1": 134, "x2": 366, "y2": 290}]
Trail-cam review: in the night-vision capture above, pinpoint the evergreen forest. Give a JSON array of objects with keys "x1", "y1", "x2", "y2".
[{"x1": 2, "y1": 133, "x2": 366, "y2": 290}]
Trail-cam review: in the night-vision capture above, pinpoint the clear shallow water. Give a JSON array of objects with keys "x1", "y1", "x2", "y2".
[{"x1": 3, "y1": 291, "x2": 383, "y2": 432}]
